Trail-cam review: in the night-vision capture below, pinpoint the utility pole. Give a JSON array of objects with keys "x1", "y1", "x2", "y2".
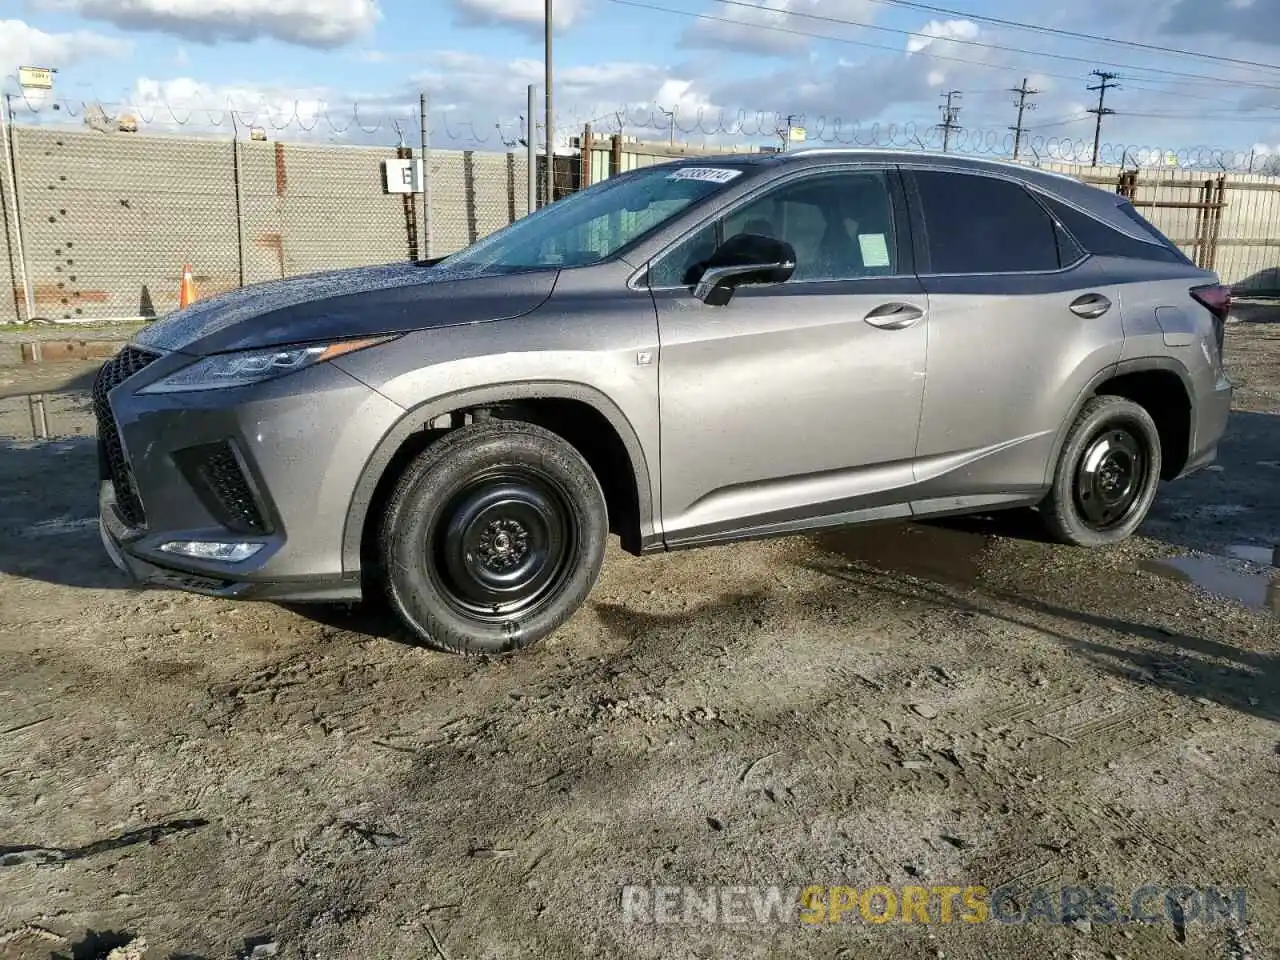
[
  {"x1": 543, "y1": 0, "x2": 554, "y2": 206},
  {"x1": 527, "y1": 84, "x2": 536, "y2": 215},
  {"x1": 1008, "y1": 77, "x2": 1039, "y2": 160},
  {"x1": 779, "y1": 114, "x2": 799, "y2": 151},
  {"x1": 1087, "y1": 70, "x2": 1119, "y2": 168},
  {"x1": 658, "y1": 105, "x2": 676, "y2": 145},
  {"x1": 937, "y1": 90, "x2": 962, "y2": 152},
  {"x1": 420, "y1": 92, "x2": 430, "y2": 259}
]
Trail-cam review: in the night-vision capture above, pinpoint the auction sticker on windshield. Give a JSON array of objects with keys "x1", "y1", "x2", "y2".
[{"x1": 666, "y1": 167, "x2": 743, "y2": 184}]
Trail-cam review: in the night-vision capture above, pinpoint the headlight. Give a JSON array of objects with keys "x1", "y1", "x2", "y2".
[{"x1": 138, "y1": 336, "x2": 397, "y2": 394}]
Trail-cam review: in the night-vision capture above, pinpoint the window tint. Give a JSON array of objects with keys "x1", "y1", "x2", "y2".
[
  {"x1": 1041, "y1": 195, "x2": 1189, "y2": 264},
  {"x1": 650, "y1": 170, "x2": 898, "y2": 287},
  {"x1": 911, "y1": 171, "x2": 1065, "y2": 274}
]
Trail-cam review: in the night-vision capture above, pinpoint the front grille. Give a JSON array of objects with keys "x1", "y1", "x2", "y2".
[
  {"x1": 92, "y1": 346, "x2": 159, "y2": 527},
  {"x1": 173, "y1": 441, "x2": 270, "y2": 535}
]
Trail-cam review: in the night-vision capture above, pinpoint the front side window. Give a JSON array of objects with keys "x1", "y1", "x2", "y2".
[
  {"x1": 439, "y1": 163, "x2": 753, "y2": 274},
  {"x1": 910, "y1": 170, "x2": 1074, "y2": 274},
  {"x1": 650, "y1": 170, "x2": 900, "y2": 287}
]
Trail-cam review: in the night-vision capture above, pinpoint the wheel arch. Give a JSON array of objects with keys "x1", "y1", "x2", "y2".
[
  {"x1": 1046, "y1": 356, "x2": 1195, "y2": 486},
  {"x1": 341, "y1": 381, "x2": 657, "y2": 580}
]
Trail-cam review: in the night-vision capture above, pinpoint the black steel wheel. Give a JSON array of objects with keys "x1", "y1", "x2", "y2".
[
  {"x1": 1041, "y1": 396, "x2": 1163, "y2": 547},
  {"x1": 430, "y1": 469, "x2": 577, "y2": 621},
  {"x1": 1073, "y1": 426, "x2": 1149, "y2": 531},
  {"x1": 378, "y1": 420, "x2": 608, "y2": 655}
]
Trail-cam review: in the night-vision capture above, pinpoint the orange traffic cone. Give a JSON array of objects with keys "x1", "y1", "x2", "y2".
[{"x1": 178, "y1": 263, "x2": 198, "y2": 308}]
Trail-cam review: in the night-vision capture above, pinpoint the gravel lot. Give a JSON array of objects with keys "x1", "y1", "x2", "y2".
[{"x1": 0, "y1": 323, "x2": 1277, "y2": 960}]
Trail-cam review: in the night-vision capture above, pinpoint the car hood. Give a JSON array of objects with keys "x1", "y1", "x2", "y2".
[{"x1": 132, "y1": 261, "x2": 559, "y2": 356}]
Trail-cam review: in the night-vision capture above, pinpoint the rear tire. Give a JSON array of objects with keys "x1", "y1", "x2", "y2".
[
  {"x1": 1041, "y1": 396, "x2": 1163, "y2": 547},
  {"x1": 378, "y1": 420, "x2": 608, "y2": 655}
]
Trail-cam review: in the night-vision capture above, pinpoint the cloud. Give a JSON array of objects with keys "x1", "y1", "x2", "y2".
[
  {"x1": 905, "y1": 19, "x2": 978, "y2": 54},
  {"x1": 451, "y1": 0, "x2": 586, "y2": 31},
  {"x1": 86, "y1": 75, "x2": 414, "y2": 144},
  {"x1": 127, "y1": 76, "x2": 334, "y2": 127},
  {"x1": 47, "y1": 0, "x2": 380, "y2": 48},
  {"x1": 680, "y1": 0, "x2": 877, "y2": 56},
  {"x1": 0, "y1": 19, "x2": 127, "y2": 81},
  {"x1": 409, "y1": 50, "x2": 722, "y2": 148},
  {"x1": 1163, "y1": 0, "x2": 1280, "y2": 44}
]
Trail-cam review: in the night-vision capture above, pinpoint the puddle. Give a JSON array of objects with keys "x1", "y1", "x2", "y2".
[
  {"x1": 1141, "y1": 550, "x2": 1280, "y2": 616},
  {"x1": 811, "y1": 522, "x2": 990, "y2": 587},
  {"x1": 1226, "y1": 544, "x2": 1280, "y2": 565}
]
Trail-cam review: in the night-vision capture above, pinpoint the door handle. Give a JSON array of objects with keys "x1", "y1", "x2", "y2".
[
  {"x1": 1069, "y1": 293, "x2": 1112, "y2": 319},
  {"x1": 864, "y1": 302, "x2": 926, "y2": 330}
]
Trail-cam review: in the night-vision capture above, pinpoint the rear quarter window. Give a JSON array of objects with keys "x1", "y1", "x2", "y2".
[{"x1": 1039, "y1": 195, "x2": 1191, "y2": 265}]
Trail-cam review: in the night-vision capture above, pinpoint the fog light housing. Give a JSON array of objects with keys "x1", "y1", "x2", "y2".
[{"x1": 159, "y1": 541, "x2": 264, "y2": 563}]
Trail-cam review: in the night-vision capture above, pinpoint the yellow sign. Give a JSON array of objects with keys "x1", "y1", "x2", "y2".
[
  {"x1": 788, "y1": 126, "x2": 806, "y2": 142},
  {"x1": 17, "y1": 66, "x2": 55, "y2": 90}
]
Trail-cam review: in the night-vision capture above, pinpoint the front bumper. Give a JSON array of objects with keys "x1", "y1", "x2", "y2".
[{"x1": 95, "y1": 347, "x2": 405, "y2": 602}]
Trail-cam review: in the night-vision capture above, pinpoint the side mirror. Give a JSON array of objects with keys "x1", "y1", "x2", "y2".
[{"x1": 693, "y1": 234, "x2": 797, "y2": 306}]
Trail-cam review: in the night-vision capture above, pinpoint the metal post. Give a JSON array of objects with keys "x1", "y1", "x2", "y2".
[
  {"x1": 28, "y1": 393, "x2": 48, "y2": 439},
  {"x1": 527, "y1": 84, "x2": 536, "y2": 213},
  {"x1": 230, "y1": 115, "x2": 246, "y2": 288},
  {"x1": 1, "y1": 94, "x2": 35, "y2": 323},
  {"x1": 420, "y1": 92, "x2": 430, "y2": 259},
  {"x1": 544, "y1": 0, "x2": 554, "y2": 205}
]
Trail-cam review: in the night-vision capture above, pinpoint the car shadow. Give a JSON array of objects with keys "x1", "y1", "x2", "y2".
[
  {"x1": 805, "y1": 558, "x2": 1280, "y2": 724},
  {"x1": 923, "y1": 408, "x2": 1280, "y2": 560},
  {"x1": 2, "y1": 401, "x2": 1276, "y2": 645},
  {"x1": 0, "y1": 366, "x2": 100, "y2": 401},
  {"x1": 0, "y1": 438, "x2": 139, "y2": 590}
]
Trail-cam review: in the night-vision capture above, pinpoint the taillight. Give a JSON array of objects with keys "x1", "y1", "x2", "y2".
[
  {"x1": 1191, "y1": 283, "x2": 1231, "y2": 319},
  {"x1": 1191, "y1": 283, "x2": 1230, "y2": 354}
]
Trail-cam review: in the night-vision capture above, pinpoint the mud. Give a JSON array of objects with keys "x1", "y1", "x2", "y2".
[{"x1": 0, "y1": 324, "x2": 1278, "y2": 959}]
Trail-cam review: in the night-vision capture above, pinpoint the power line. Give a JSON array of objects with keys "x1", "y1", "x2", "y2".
[
  {"x1": 702, "y1": 0, "x2": 1280, "y2": 92},
  {"x1": 1009, "y1": 76, "x2": 1038, "y2": 158},
  {"x1": 608, "y1": 0, "x2": 1095, "y2": 87},
  {"x1": 857, "y1": 0, "x2": 1280, "y2": 77},
  {"x1": 608, "y1": 0, "x2": 1280, "y2": 130},
  {"x1": 1119, "y1": 111, "x2": 1280, "y2": 122},
  {"x1": 938, "y1": 89, "x2": 962, "y2": 151},
  {"x1": 1033, "y1": 113, "x2": 1091, "y2": 130},
  {"x1": 1088, "y1": 70, "x2": 1120, "y2": 167}
]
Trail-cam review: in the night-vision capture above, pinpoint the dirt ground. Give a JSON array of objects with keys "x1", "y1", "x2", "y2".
[{"x1": 0, "y1": 322, "x2": 1277, "y2": 960}]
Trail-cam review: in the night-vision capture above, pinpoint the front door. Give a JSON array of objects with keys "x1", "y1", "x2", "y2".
[{"x1": 649, "y1": 166, "x2": 930, "y2": 546}]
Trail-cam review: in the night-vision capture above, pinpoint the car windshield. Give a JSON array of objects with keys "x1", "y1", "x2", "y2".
[{"x1": 437, "y1": 163, "x2": 753, "y2": 273}]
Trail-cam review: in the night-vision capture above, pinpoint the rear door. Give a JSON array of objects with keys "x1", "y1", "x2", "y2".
[{"x1": 902, "y1": 166, "x2": 1127, "y2": 506}]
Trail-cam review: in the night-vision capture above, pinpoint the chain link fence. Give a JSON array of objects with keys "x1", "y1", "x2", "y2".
[
  {"x1": 4, "y1": 99, "x2": 1280, "y2": 325},
  {"x1": 0, "y1": 109, "x2": 534, "y2": 324}
]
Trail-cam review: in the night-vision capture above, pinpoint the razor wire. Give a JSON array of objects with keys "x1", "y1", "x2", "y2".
[{"x1": 4, "y1": 92, "x2": 1275, "y2": 172}]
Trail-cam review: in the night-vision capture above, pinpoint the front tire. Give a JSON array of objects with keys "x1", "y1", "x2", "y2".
[
  {"x1": 378, "y1": 420, "x2": 608, "y2": 655},
  {"x1": 1041, "y1": 396, "x2": 1163, "y2": 547}
]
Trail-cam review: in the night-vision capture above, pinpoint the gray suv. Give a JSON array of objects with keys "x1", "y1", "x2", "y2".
[{"x1": 95, "y1": 149, "x2": 1234, "y2": 654}]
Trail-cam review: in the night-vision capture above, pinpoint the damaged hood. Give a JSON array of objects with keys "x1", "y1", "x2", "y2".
[{"x1": 132, "y1": 261, "x2": 559, "y2": 356}]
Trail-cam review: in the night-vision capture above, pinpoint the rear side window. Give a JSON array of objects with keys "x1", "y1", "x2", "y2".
[
  {"x1": 909, "y1": 170, "x2": 1076, "y2": 274},
  {"x1": 1039, "y1": 195, "x2": 1190, "y2": 264}
]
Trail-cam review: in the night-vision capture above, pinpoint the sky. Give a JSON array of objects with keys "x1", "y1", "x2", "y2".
[{"x1": 3, "y1": 0, "x2": 1280, "y2": 160}]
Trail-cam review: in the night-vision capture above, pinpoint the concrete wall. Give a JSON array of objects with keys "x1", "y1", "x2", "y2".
[{"x1": 0, "y1": 127, "x2": 531, "y2": 323}]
